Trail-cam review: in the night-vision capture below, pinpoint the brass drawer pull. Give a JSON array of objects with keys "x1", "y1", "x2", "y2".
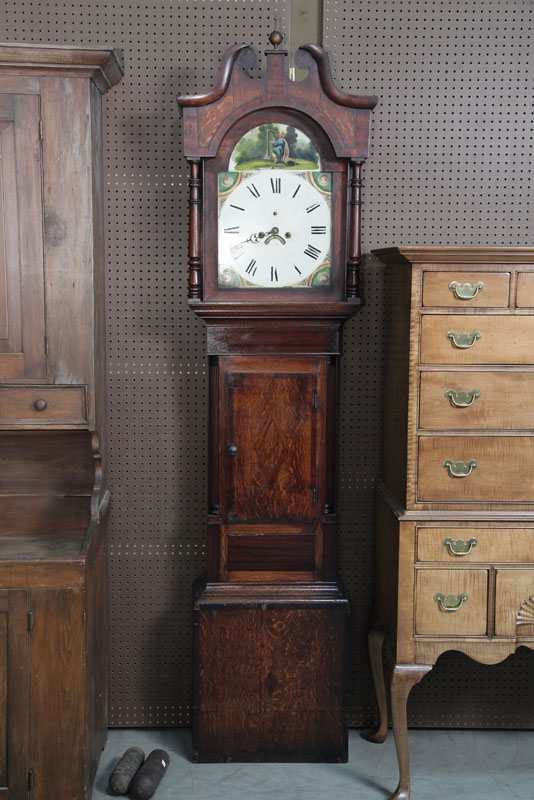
[
  {"x1": 448, "y1": 280, "x2": 485, "y2": 300},
  {"x1": 443, "y1": 458, "x2": 478, "y2": 478},
  {"x1": 445, "y1": 388, "x2": 480, "y2": 408},
  {"x1": 442, "y1": 537, "x2": 478, "y2": 556},
  {"x1": 434, "y1": 592, "x2": 469, "y2": 612},
  {"x1": 446, "y1": 329, "x2": 481, "y2": 349}
]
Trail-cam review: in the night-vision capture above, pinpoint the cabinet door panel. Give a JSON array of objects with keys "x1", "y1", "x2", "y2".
[
  {"x1": 221, "y1": 358, "x2": 324, "y2": 523},
  {"x1": 0, "y1": 589, "x2": 29, "y2": 798},
  {"x1": 0, "y1": 94, "x2": 46, "y2": 380}
]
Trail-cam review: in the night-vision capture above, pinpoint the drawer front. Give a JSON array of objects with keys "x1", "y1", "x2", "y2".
[
  {"x1": 420, "y1": 315, "x2": 534, "y2": 365},
  {"x1": 516, "y1": 273, "x2": 534, "y2": 308},
  {"x1": 418, "y1": 527, "x2": 534, "y2": 563},
  {"x1": 419, "y1": 371, "x2": 534, "y2": 430},
  {"x1": 415, "y1": 568, "x2": 488, "y2": 636},
  {"x1": 418, "y1": 436, "x2": 534, "y2": 503},
  {"x1": 0, "y1": 387, "x2": 86, "y2": 424},
  {"x1": 495, "y1": 569, "x2": 534, "y2": 636},
  {"x1": 422, "y1": 271, "x2": 510, "y2": 308}
]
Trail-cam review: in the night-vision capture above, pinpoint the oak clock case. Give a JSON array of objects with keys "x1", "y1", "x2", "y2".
[{"x1": 177, "y1": 36, "x2": 377, "y2": 762}]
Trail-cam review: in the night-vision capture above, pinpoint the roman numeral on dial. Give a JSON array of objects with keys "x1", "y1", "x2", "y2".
[
  {"x1": 224, "y1": 226, "x2": 239, "y2": 234},
  {"x1": 247, "y1": 183, "x2": 260, "y2": 198},
  {"x1": 311, "y1": 226, "x2": 326, "y2": 234},
  {"x1": 245, "y1": 259, "x2": 257, "y2": 276},
  {"x1": 306, "y1": 203, "x2": 320, "y2": 213},
  {"x1": 270, "y1": 266, "x2": 279, "y2": 282},
  {"x1": 292, "y1": 184, "x2": 301, "y2": 198},
  {"x1": 271, "y1": 177, "x2": 281, "y2": 193},
  {"x1": 304, "y1": 244, "x2": 321, "y2": 260}
]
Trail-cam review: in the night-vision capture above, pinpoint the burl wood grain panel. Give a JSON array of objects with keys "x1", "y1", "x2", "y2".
[
  {"x1": 195, "y1": 606, "x2": 262, "y2": 759},
  {"x1": 259, "y1": 607, "x2": 346, "y2": 760},
  {"x1": 223, "y1": 366, "x2": 321, "y2": 522},
  {"x1": 195, "y1": 603, "x2": 347, "y2": 761}
]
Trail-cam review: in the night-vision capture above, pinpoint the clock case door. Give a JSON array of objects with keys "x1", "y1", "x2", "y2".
[
  {"x1": 209, "y1": 355, "x2": 337, "y2": 584},
  {"x1": 203, "y1": 109, "x2": 347, "y2": 303}
]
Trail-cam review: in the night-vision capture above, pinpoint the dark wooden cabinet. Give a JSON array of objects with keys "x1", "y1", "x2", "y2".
[
  {"x1": 0, "y1": 44, "x2": 122, "y2": 799},
  {"x1": 178, "y1": 33, "x2": 377, "y2": 762}
]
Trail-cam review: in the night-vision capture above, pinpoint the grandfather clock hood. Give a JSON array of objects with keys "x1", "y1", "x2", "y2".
[
  {"x1": 177, "y1": 41, "x2": 377, "y2": 160},
  {"x1": 178, "y1": 39, "x2": 377, "y2": 305}
]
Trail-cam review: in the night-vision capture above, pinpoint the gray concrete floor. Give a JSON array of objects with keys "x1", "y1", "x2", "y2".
[{"x1": 93, "y1": 728, "x2": 534, "y2": 799}]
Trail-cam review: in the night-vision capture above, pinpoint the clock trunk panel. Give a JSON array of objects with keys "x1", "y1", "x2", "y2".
[{"x1": 220, "y1": 358, "x2": 324, "y2": 524}]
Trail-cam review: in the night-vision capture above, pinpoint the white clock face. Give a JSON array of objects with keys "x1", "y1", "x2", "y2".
[{"x1": 218, "y1": 170, "x2": 331, "y2": 288}]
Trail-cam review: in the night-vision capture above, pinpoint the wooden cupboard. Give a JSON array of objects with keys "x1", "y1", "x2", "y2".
[
  {"x1": 0, "y1": 44, "x2": 122, "y2": 799},
  {"x1": 365, "y1": 247, "x2": 534, "y2": 800}
]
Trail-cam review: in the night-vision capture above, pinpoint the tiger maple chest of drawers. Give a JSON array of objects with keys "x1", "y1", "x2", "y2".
[{"x1": 364, "y1": 247, "x2": 534, "y2": 800}]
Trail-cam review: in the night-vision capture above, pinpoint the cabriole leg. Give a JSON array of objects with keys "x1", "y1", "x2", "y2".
[
  {"x1": 388, "y1": 664, "x2": 432, "y2": 800},
  {"x1": 363, "y1": 624, "x2": 388, "y2": 743}
]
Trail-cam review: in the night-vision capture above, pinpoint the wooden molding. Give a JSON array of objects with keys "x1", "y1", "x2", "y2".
[
  {"x1": 0, "y1": 43, "x2": 124, "y2": 93},
  {"x1": 373, "y1": 246, "x2": 534, "y2": 265}
]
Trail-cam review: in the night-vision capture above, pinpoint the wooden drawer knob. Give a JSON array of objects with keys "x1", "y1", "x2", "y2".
[{"x1": 33, "y1": 399, "x2": 48, "y2": 412}]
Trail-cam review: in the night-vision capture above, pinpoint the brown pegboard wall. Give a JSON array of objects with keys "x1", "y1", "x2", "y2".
[
  {"x1": 3, "y1": 0, "x2": 533, "y2": 729},
  {"x1": 325, "y1": 0, "x2": 534, "y2": 728}
]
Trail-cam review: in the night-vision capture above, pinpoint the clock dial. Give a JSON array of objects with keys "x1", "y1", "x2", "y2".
[{"x1": 218, "y1": 170, "x2": 331, "y2": 288}]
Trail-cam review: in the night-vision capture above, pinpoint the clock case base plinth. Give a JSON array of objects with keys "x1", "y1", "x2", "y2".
[{"x1": 192, "y1": 580, "x2": 349, "y2": 763}]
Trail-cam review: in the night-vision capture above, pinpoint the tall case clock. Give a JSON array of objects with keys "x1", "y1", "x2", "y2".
[{"x1": 177, "y1": 31, "x2": 377, "y2": 762}]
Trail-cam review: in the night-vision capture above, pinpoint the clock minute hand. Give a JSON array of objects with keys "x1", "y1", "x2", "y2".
[{"x1": 238, "y1": 232, "x2": 263, "y2": 245}]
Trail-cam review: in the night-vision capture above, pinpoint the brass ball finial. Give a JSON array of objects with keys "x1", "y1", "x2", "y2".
[{"x1": 268, "y1": 20, "x2": 284, "y2": 49}]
